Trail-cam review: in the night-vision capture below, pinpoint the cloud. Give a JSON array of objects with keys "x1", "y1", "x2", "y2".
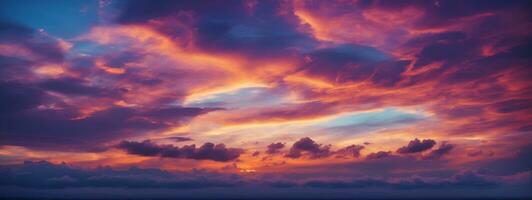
[
  {"x1": 301, "y1": 170, "x2": 499, "y2": 189},
  {"x1": 335, "y1": 145, "x2": 365, "y2": 158},
  {"x1": 439, "y1": 105, "x2": 484, "y2": 119},
  {"x1": 0, "y1": 81, "x2": 44, "y2": 115},
  {"x1": 423, "y1": 143, "x2": 454, "y2": 160},
  {"x1": 0, "y1": 78, "x2": 216, "y2": 151},
  {"x1": 413, "y1": 39, "x2": 475, "y2": 69},
  {"x1": 117, "y1": 0, "x2": 317, "y2": 58},
  {"x1": 396, "y1": 138, "x2": 436, "y2": 154},
  {"x1": 0, "y1": 160, "x2": 511, "y2": 192},
  {"x1": 491, "y1": 99, "x2": 532, "y2": 113},
  {"x1": 366, "y1": 151, "x2": 392, "y2": 160},
  {"x1": 285, "y1": 137, "x2": 332, "y2": 159},
  {"x1": 371, "y1": 60, "x2": 410, "y2": 87},
  {"x1": 0, "y1": 105, "x2": 160, "y2": 151},
  {"x1": 166, "y1": 136, "x2": 193, "y2": 142},
  {"x1": 38, "y1": 77, "x2": 123, "y2": 97},
  {"x1": 0, "y1": 21, "x2": 65, "y2": 63},
  {"x1": 299, "y1": 45, "x2": 389, "y2": 82},
  {"x1": 464, "y1": 144, "x2": 532, "y2": 176},
  {"x1": 117, "y1": 140, "x2": 243, "y2": 162},
  {"x1": 266, "y1": 142, "x2": 285, "y2": 154},
  {"x1": 0, "y1": 160, "x2": 243, "y2": 189}
]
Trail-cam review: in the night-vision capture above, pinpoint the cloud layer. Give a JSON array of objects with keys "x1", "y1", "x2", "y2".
[{"x1": 0, "y1": 0, "x2": 531, "y2": 198}]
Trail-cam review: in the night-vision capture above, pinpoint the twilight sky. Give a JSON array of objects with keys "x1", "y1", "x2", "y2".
[{"x1": 0, "y1": 0, "x2": 531, "y2": 199}]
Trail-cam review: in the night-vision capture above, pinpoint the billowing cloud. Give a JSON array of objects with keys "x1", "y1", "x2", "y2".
[
  {"x1": 117, "y1": 140, "x2": 243, "y2": 162},
  {"x1": 396, "y1": 138, "x2": 436, "y2": 154},
  {"x1": 335, "y1": 144, "x2": 365, "y2": 158},
  {"x1": 423, "y1": 143, "x2": 454, "y2": 160},
  {"x1": 266, "y1": 142, "x2": 285, "y2": 154},
  {"x1": 285, "y1": 137, "x2": 332, "y2": 159}
]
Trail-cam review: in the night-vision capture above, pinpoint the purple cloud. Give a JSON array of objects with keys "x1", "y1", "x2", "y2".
[
  {"x1": 423, "y1": 143, "x2": 454, "y2": 160},
  {"x1": 396, "y1": 138, "x2": 436, "y2": 154},
  {"x1": 117, "y1": 140, "x2": 243, "y2": 162},
  {"x1": 266, "y1": 142, "x2": 285, "y2": 154},
  {"x1": 285, "y1": 137, "x2": 332, "y2": 159}
]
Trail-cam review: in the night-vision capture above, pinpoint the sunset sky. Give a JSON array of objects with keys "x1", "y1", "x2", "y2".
[{"x1": 0, "y1": 0, "x2": 531, "y2": 199}]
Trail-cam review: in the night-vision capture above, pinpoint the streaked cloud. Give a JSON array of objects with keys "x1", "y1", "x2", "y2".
[{"x1": 0, "y1": 0, "x2": 530, "y2": 198}]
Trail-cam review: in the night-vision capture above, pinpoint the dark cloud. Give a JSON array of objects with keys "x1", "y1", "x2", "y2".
[
  {"x1": 118, "y1": 0, "x2": 317, "y2": 58},
  {"x1": 303, "y1": 177, "x2": 387, "y2": 189},
  {"x1": 0, "y1": 160, "x2": 243, "y2": 189},
  {"x1": 117, "y1": 0, "x2": 241, "y2": 24},
  {"x1": 406, "y1": 32, "x2": 467, "y2": 48},
  {"x1": 298, "y1": 45, "x2": 411, "y2": 87},
  {"x1": 465, "y1": 144, "x2": 532, "y2": 176},
  {"x1": 413, "y1": 40, "x2": 477, "y2": 69},
  {"x1": 196, "y1": 18, "x2": 315, "y2": 58},
  {"x1": 440, "y1": 105, "x2": 484, "y2": 118},
  {"x1": 166, "y1": 136, "x2": 193, "y2": 142},
  {"x1": 117, "y1": 140, "x2": 243, "y2": 162},
  {"x1": 442, "y1": 42, "x2": 532, "y2": 84},
  {"x1": 102, "y1": 50, "x2": 143, "y2": 69},
  {"x1": 38, "y1": 77, "x2": 124, "y2": 97},
  {"x1": 0, "y1": 20, "x2": 33, "y2": 41},
  {"x1": 423, "y1": 143, "x2": 454, "y2": 160},
  {"x1": 396, "y1": 138, "x2": 436, "y2": 154},
  {"x1": 192, "y1": 1, "x2": 317, "y2": 58},
  {"x1": 285, "y1": 152, "x2": 454, "y2": 179},
  {"x1": 491, "y1": 99, "x2": 532, "y2": 113},
  {"x1": 371, "y1": 60, "x2": 410, "y2": 87},
  {"x1": 0, "y1": 56, "x2": 34, "y2": 80},
  {"x1": 0, "y1": 160, "x2": 510, "y2": 193},
  {"x1": 0, "y1": 81, "x2": 215, "y2": 151},
  {"x1": 335, "y1": 144, "x2": 365, "y2": 158},
  {"x1": 366, "y1": 151, "x2": 392, "y2": 160},
  {"x1": 302, "y1": 170, "x2": 499, "y2": 189},
  {"x1": 0, "y1": 81, "x2": 44, "y2": 114},
  {"x1": 285, "y1": 137, "x2": 332, "y2": 159},
  {"x1": 300, "y1": 45, "x2": 388, "y2": 83},
  {"x1": 467, "y1": 150, "x2": 484, "y2": 157},
  {"x1": 266, "y1": 142, "x2": 285, "y2": 154},
  {"x1": 0, "y1": 20, "x2": 64, "y2": 62},
  {"x1": 1, "y1": 106, "x2": 159, "y2": 151},
  {"x1": 116, "y1": 140, "x2": 162, "y2": 156},
  {"x1": 360, "y1": 0, "x2": 530, "y2": 29}
]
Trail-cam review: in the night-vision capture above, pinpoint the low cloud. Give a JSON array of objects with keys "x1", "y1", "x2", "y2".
[
  {"x1": 117, "y1": 140, "x2": 243, "y2": 162},
  {"x1": 266, "y1": 142, "x2": 285, "y2": 154},
  {"x1": 335, "y1": 144, "x2": 365, "y2": 158},
  {"x1": 0, "y1": 161, "x2": 243, "y2": 189},
  {"x1": 423, "y1": 143, "x2": 454, "y2": 160},
  {"x1": 397, "y1": 138, "x2": 436, "y2": 154},
  {"x1": 301, "y1": 170, "x2": 499, "y2": 189},
  {"x1": 366, "y1": 151, "x2": 392, "y2": 160},
  {"x1": 285, "y1": 137, "x2": 332, "y2": 159},
  {"x1": 166, "y1": 136, "x2": 193, "y2": 142}
]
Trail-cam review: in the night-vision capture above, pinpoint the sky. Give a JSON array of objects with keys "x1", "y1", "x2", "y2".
[{"x1": 0, "y1": 0, "x2": 531, "y2": 199}]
